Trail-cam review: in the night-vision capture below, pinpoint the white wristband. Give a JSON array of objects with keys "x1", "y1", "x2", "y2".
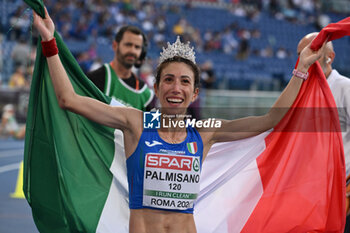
[{"x1": 293, "y1": 69, "x2": 309, "y2": 80}]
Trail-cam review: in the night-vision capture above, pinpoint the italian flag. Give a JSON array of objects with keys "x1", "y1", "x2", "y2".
[
  {"x1": 23, "y1": 1, "x2": 348, "y2": 232},
  {"x1": 187, "y1": 142, "x2": 198, "y2": 154}
]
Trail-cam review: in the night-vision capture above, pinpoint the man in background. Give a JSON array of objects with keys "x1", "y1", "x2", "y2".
[
  {"x1": 86, "y1": 26, "x2": 154, "y2": 111},
  {"x1": 298, "y1": 32, "x2": 350, "y2": 231}
]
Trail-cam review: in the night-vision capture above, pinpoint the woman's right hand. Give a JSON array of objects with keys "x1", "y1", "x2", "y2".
[{"x1": 33, "y1": 7, "x2": 55, "y2": 41}]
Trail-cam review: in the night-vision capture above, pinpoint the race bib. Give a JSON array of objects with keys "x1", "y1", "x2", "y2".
[{"x1": 143, "y1": 153, "x2": 201, "y2": 210}]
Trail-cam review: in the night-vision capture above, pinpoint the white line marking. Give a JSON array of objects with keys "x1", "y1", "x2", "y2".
[
  {"x1": 0, "y1": 149, "x2": 24, "y2": 158},
  {"x1": 0, "y1": 141, "x2": 24, "y2": 150},
  {"x1": 0, "y1": 162, "x2": 21, "y2": 173}
]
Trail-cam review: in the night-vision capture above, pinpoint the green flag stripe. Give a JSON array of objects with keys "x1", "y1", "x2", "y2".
[{"x1": 23, "y1": 1, "x2": 116, "y2": 231}]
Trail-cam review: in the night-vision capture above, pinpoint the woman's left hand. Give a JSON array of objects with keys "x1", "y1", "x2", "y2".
[
  {"x1": 33, "y1": 7, "x2": 55, "y2": 41},
  {"x1": 297, "y1": 41, "x2": 327, "y2": 73}
]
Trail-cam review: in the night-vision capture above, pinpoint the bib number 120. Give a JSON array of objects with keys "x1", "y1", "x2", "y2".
[{"x1": 169, "y1": 183, "x2": 182, "y2": 190}]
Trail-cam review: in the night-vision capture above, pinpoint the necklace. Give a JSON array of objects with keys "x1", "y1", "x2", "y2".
[
  {"x1": 167, "y1": 138, "x2": 180, "y2": 144},
  {"x1": 163, "y1": 135, "x2": 181, "y2": 144},
  {"x1": 160, "y1": 131, "x2": 186, "y2": 144}
]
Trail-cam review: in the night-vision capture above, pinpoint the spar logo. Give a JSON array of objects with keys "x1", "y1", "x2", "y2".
[
  {"x1": 192, "y1": 157, "x2": 200, "y2": 172},
  {"x1": 146, "y1": 154, "x2": 199, "y2": 171}
]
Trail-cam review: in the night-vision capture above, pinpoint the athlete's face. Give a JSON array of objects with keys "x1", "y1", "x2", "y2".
[
  {"x1": 113, "y1": 31, "x2": 143, "y2": 69},
  {"x1": 154, "y1": 62, "x2": 199, "y2": 114}
]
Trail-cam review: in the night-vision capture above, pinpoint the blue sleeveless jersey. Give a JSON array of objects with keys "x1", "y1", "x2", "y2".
[{"x1": 126, "y1": 127, "x2": 203, "y2": 214}]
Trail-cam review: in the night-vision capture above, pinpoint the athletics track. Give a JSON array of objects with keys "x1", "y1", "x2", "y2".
[{"x1": 0, "y1": 138, "x2": 38, "y2": 233}]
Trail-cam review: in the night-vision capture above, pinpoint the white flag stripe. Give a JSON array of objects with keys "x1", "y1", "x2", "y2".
[
  {"x1": 109, "y1": 98, "x2": 126, "y2": 107},
  {"x1": 97, "y1": 130, "x2": 129, "y2": 233},
  {"x1": 195, "y1": 132, "x2": 268, "y2": 233},
  {"x1": 97, "y1": 102, "x2": 129, "y2": 233},
  {"x1": 190, "y1": 143, "x2": 195, "y2": 153},
  {"x1": 195, "y1": 160, "x2": 263, "y2": 233},
  {"x1": 198, "y1": 131, "x2": 269, "y2": 202}
]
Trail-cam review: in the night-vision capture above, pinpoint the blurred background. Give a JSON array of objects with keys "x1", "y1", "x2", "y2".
[
  {"x1": 1, "y1": 0, "x2": 350, "y2": 120},
  {"x1": 1, "y1": 0, "x2": 350, "y2": 119},
  {"x1": 1, "y1": 0, "x2": 350, "y2": 232}
]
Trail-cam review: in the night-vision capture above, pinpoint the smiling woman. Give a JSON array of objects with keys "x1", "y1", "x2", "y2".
[
  {"x1": 155, "y1": 61, "x2": 198, "y2": 112},
  {"x1": 32, "y1": 6, "x2": 326, "y2": 233}
]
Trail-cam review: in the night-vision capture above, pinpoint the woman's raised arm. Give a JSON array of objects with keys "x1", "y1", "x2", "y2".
[
  {"x1": 201, "y1": 41, "x2": 327, "y2": 149},
  {"x1": 33, "y1": 8, "x2": 141, "y2": 131}
]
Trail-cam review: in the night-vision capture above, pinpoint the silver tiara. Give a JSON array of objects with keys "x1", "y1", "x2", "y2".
[{"x1": 159, "y1": 36, "x2": 196, "y2": 64}]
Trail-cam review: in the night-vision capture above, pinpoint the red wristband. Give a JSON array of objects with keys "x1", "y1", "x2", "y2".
[
  {"x1": 41, "y1": 38, "x2": 58, "y2": 57},
  {"x1": 292, "y1": 69, "x2": 309, "y2": 80}
]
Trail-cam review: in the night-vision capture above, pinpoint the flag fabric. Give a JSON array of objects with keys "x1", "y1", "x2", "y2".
[
  {"x1": 311, "y1": 17, "x2": 350, "y2": 51},
  {"x1": 23, "y1": 1, "x2": 346, "y2": 232},
  {"x1": 23, "y1": 1, "x2": 129, "y2": 232},
  {"x1": 195, "y1": 62, "x2": 345, "y2": 232},
  {"x1": 23, "y1": 31, "x2": 129, "y2": 232}
]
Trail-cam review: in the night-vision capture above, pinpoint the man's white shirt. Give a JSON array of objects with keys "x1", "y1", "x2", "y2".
[{"x1": 327, "y1": 69, "x2": 350, "y2": 177}]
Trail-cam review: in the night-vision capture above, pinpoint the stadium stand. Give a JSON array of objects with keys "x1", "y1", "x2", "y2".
[{"x1": 1, "y1": 0, "x2": 350, "y2": 91}]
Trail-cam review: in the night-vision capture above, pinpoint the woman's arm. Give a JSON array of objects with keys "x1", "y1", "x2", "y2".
[
  {"x1": 33, "y1": 8, "x2": 139, "y2": 130},
  {"x1": 202, "y1": 41, "x2": 326, "y2": 146}
]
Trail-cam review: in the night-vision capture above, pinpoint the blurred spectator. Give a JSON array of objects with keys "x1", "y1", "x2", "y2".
[
  {"x1": 9, "y1": 5, "x2": 30, "y2": 40},
  {"x1": 139, "y1": 63, "x2": 155, "y2": 89},
  {"x1": 87, "y1": 44, "x2": 98, "y2": 61},
  {"x1": 222, "y1": 27, "x2": 238, "y2": 54},
  {"x1": 69, "y1": 13, "x2": 94, "y2": 40},
  {"x1": 55, "y1": 12, "x2": 73, "y2": 39},
  {"x1": 76, "y1": 52, "x2": 93, "y2": 73},
  {"x1": 155, "y1": 15, "x2": 167, "y2": 33},
  {"x1": 191, "y1": 29, "x2": 204, "y2": 52},
  {"x1": 268, "y1": 0, "x2": 281, "y2": 16},
  {"x1": 89, "y1": 57, "x2": 104, "y2": 72},
  {"x1": 142, "y1": 17, "x2": 154, "y2": 33},
  {"x1": 11, "y1": 36, "x2": 31, "y2": 68},
  {"x1": 236, "y1": 38, "x2": 250, "y2": 60},
  {"x1": 260, "y1": 45, "x2": 274, "y2": 58},
  {"x1": 204, "y1": 31, "x2": 222, "y2": 51},
  {"x1": 203, "y1": 30, "x2": 214, "y2": 51},
  {"x1": 230, "y1": 3, "x2": 247, "y2": 17},
  {"x1": 153, "y1": 32, "x2": 166, "y2": 49},
  {"x1": 237, "y1": 28, "x2": 251, "y2": 40},
  {"x1": 8, "y1": 65, "x2": 28, "y2": 89},
  {"x1": 316, "y1": 13, "x2": 331, "y2": 30},
  {"x1": 251, "y1": 28, "x2": 261, "y2": 38},
  {"x1": 276, "y1": 47, "x2": 288, "y2": 59},
  {"x1": 173, "y1": 18, "x2": 186, "y2": 35},
  {"x1": 200, "y1": 60, "x2": 216, "y2": 89},
  {"x1": 294, "y1": 0, "x2": 315, "y2": 13},
  {"x1": 0, "y1": 104, "x2": 25, "y2": 139},
  {"x1": 246, "y1": 4, "x2": 261, "y2": 22}
]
